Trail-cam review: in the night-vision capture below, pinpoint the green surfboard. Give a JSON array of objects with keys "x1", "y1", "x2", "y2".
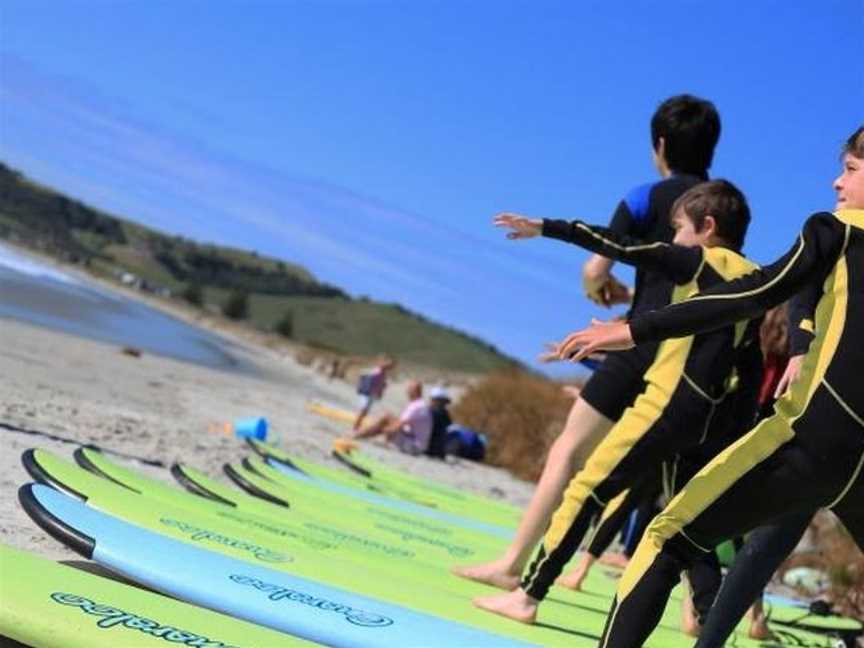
[{"x1": 0, "y1": 543, "x2": 317, "y2": 647}]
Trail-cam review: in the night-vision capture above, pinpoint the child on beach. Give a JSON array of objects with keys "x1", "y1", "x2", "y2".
[
  {"x1": 352, "y1": 356, "x2": 396, "y2": 431},
  {"x1": 473, "y1": 179, "x2": 759, "y2": 627},
  {"x1": 453, "y1": 94, "x2": 722, "y2": 591},
  {"x1": 557, "y1": 126, "x2": 864, "y2": 648}
]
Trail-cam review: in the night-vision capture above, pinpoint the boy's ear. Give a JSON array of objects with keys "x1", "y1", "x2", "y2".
[
  {"x1": 701, "y1": 214, "x2": 718, "y2": 237},
  {"x1": 654, "y1": 136, "x2": 666, "y2": 160}
]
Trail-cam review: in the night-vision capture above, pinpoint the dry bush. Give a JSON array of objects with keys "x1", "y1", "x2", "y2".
[
  {"x1": 451, "y1": 369, "x2": 578, "y2": 481},
  {"x1": 781, "y1": 512, "x2": 864, "y2": 620}
]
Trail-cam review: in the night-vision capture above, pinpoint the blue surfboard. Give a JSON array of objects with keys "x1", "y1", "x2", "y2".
[{"x1": 20, "y1": 484, "x2": 538, "y2": 648}]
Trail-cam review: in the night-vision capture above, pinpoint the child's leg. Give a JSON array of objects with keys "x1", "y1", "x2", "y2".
[
  {"x1": 695, "y1": 511, "x2": 812, "y2": 647},
  {"x1": 353, "y1": 395, "x2": 373, "y2": 431},
  {"x1": 353, "y1": 413, "x2": 395, "y2": 439},
  {"x1": 600, "y1": 389, "x2": 864, "y2": 648},
  {"x1": 473, "y1": 385, "x2": 709, "y2": 623},
  {"x1": 558, "y1": 481, "x2": 658, "y2": 590},
  {"x1": 453, "y1": 396, "x2": 613, "y2": 589}
]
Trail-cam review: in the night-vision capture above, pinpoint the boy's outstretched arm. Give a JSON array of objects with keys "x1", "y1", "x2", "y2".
[
  {"x1": 494, "y1": 212, "x2": 699, "y2": 284},
  {"x1": 556, "y1": 212, "x2": 844, "y2": 361},
  {"x1": 540, "y1": 218, "x2": 700, "y2": 285},
  {"x1": 494, "y1": 213, "x2": 633, "y2": 305}
]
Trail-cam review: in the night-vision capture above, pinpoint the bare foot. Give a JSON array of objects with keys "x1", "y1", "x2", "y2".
[
  {"x1": 597, "y1": 552, "x2": 629, "y2": 569},
  {"x1": 680, "y1": 595, "x2": 701, "y2": 638},
  {"x1": 555, "y1": 554, "x2": 595, "y2": 591},
  {"x1": 452, "y1": 560, "x2": 521, "y2": 591},
  {"x1": 472, "y1": 589, "x2": 538, "y2": 624},
  {"x1": 748, "y1": 613, "x2": 773, "y2": 641}
]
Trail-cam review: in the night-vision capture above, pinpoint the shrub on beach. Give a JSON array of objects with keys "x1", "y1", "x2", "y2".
[
  {"x1": 181, "y1": 282, "x2": 204, "y2": 306},
  {"x1": 451, "y1": 369, "x2": 579, "y2": 482},
  {"x1": 222, "y1": 289, "x2": 249, "y2": 320},
  {"x1": 275, "y1": 311, "x2": 294, "y2": 338}
]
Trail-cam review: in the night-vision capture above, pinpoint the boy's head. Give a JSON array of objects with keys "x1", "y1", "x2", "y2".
[
  {"x1": 670, "y1": 180, "x2": 750, "y2": 251},
  {"x1": 651, "y1": 95, "x2": 721, "y2": 177},
  {"x1": 834, "y1": 125, "x2": 864, "y2": 211}
]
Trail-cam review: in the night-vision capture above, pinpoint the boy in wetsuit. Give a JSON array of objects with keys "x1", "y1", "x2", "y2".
[
  {"x1": 453, "y1": 94, "x2": 722, "y2": 591},
  {"x1": 561, "y1": 126, "x2": 864, "y2": 648},
  {"x1": 474, "y1": 179, "x2": 759, "y2": 626}
]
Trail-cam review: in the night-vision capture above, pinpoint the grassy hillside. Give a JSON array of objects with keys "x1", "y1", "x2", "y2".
[{"x1": 0, "y1": 162, "x2": 520, "y2": 373}]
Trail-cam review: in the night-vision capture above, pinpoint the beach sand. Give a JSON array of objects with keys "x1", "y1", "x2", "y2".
[{"x1": 0, "y1": 315, "x2": 534, "y2": 560}]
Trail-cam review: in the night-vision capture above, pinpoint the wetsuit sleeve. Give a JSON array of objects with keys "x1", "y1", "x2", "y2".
[
  {"x1": 630, "y1": 212, "x2": 844, "y2": 344},
  {"x1": 541, "y1": 218, "x2": 701, "y2": 285},
  {"x1": 787, "y1": 282, "x2": 820, "y2": 356}
]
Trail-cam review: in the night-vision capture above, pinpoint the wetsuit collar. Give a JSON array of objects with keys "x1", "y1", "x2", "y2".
[{"x1": 834, "y1": 209, "x2": 864, "y2": 229}]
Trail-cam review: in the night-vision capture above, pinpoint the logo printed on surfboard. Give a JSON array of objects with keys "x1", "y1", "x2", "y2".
[
  {"x1": 160, "y1": 518, "x2": 292, "y2": 563},
  {"x1": 51, "y1": 593, "x2": 241, "y2": 647},
  {"x1": 229, "y1": 574, "x2": 394, "y2": 627}
]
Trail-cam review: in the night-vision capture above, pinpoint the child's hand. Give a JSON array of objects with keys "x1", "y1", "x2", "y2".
[
  {"x1": 554, "y1": 319, "x2": 635, "y2": 362},
  {"x1": 538, "y1": 341, "x2": 561, "y2": 363},
  {"x1": 599, "y1": 275, "x2": 633, "y2": 306},
  {"x1": 493, "y1": 213, "x2": 543, "y2": 239},
  {"x1": 773, "y1": 354, "x2": 805, "y2": 399}
]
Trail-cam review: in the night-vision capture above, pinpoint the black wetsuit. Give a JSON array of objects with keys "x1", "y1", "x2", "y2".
[
  {"x1": 521, "y1": 219, "x2": 761, "y2": 608},
  {"x1": 600, "y1": 210, "x2": 864, "y2": 648},
  {"x1": 578, "y1": 174, "x2": 706, "y2": 420}
]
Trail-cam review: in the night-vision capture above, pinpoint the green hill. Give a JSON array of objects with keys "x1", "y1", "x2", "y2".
[{"x1": 0, "y1": 163, "x2": 520, "y2": 373}]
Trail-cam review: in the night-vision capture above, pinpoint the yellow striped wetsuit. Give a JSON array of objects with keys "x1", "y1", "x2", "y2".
[
  {"x1": 522, "y1": 220, "x2": 760, "y2": 603},
  {"x1": 599, "y1": 210, "x2": 864, "y2": 647}
]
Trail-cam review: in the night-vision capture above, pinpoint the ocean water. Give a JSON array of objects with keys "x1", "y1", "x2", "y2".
[{"x1": 0, "y1": 243, "x2": 256, "y2": 373}]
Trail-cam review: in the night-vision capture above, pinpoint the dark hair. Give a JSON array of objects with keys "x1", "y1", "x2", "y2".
[
  {"x1": 671, "y1": 179, "x2": 750, "y2": 251},
  {"x1": 843, "y1": 126, "x2": 864, "y2": 159},
  {"x1": 651, "y1": 95, "x2": 721, "y2": 176}
]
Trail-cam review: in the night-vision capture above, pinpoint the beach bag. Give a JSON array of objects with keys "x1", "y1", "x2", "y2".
[
  {"x1": 445, "y1": 425, "x2": 487, "y2": 462},
  {"x1": 356, "y1": 373, "x2": 376, "y2": 396}
]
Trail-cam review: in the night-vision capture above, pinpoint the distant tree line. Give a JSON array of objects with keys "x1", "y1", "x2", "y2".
[
  {"x1": 153, "y1": 248, "x2": 346, "y2": 297},
  {"x1": 0, "y1": 162, "x2": 345, "y2": 299},
  {"x1": 0, "y1": 163, "x2": 125, "y2": 260}
]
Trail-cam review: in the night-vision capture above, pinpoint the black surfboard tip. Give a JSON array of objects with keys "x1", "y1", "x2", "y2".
[
  {"x1": 18, "y1": 483, "x2": 96, "y2": 559},
  {"x1": 21, "y1": 448, "x2": 90, "y2": 502},
  {"x1": 169, "y1": 463, "x2": 237, "y2": 507},
  {"x1": 222, "y1": 463, "x2": 291, "y2": 508},
  {"x1": 73, "y1": 447, "x2": 141, "y2": 494}
]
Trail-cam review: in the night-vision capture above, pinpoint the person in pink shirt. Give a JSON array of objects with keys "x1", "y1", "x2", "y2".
[{"x1": 353, "y1": 380, "x2": 433, "y2": 455}]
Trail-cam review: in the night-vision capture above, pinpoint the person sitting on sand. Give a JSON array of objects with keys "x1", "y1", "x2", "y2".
[
  {"x1": 426, "y1": 386, "x2": 453, "y2": 459},
  {"x1": 352, "y1": 356, "x2": 396, "y2": 431},
  {"x1": 353, "y1": 380, "x2": 433, "y2": 456}
]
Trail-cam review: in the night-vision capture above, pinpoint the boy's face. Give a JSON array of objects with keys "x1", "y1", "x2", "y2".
[
  {"x1": 671, "y1": 207, "x2": 713, "y2": 247},
  {"x1": 834, "y1": 153, "x2": 864, "y2": 210}
]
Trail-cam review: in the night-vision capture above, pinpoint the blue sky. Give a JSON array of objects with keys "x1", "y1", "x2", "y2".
[{"x1": 1, "y1": 1, "x2": 862, "y2": 374}]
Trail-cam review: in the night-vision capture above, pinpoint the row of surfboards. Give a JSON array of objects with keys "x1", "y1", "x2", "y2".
[{"x1": 1, "y1": 438, "x2": 860, "y2": 647}]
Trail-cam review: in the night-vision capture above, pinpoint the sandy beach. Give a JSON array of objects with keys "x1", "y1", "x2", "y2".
[{"x1": 0, "y1": 309, "x2": 534, "y2": 561}]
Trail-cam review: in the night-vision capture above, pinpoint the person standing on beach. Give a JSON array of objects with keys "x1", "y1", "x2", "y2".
[
  {"x1": 352, "y1": 356, "x2": 396, "y2": 431},
  {"x1": 453, "y1": 94, "x2": 722, "y2": 590}
]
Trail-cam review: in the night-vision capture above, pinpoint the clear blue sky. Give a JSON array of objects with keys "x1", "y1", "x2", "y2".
[{"x1": 1, "y1": 1, "x2": 862, "y2": 374}]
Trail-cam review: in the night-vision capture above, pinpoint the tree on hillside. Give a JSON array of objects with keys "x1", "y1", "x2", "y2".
[
  {"x1": 181, "y1": 282, "x2": 204, "y2": 307},
  {"x1": 222, "y1": 289, "x2": 249, "y2": 320},
  {"x1": 275, "y1": 311, "x2": 294, "y2": 338}
]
